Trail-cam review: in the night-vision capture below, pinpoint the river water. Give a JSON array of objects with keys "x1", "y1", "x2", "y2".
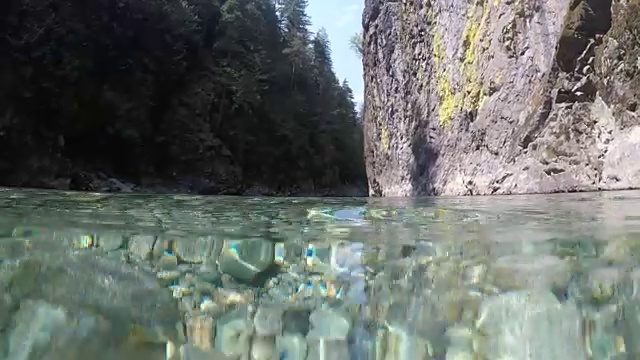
[{"x1": 1, "y1": 188, "x2": 639, "y2": 359}]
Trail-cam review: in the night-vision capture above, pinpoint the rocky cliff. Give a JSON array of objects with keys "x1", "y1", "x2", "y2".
[{"x1": 363, "y1": 0, "x2": 640, "y2": 196}]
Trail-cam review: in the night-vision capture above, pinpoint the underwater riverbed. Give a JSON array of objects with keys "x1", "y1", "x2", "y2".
[{"x1": 1, "y1": 188, "x2": 639, "y2": 359}]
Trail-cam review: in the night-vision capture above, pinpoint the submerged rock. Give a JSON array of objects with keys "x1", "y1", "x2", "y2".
[
  {"x1": 488, "y1": 254, "x2": 573, "y2": 292},
  {"x1": 475, "y1": 290, "x2": 586, "y2": 359},
  {"x1": 180, "y1": 343, "x2": 231, "y2": 360},
  {"x1": 0, "y1": 252, "x2": 181, "y2": 359},
  {"x1": 4, "y1": 299, "x2": 169, "y2": 360},
  {"x1": 275, "y1": 334, "x2": 307, "y2": 360},
  {"x1": 214, "y1": 307, "x2": 253, "y2": 358},
  {"x1": 218, "y1": 239, "x2": 275, "y2": 282}
]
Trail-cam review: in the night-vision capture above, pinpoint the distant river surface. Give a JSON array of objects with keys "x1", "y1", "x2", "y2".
[{"x1": 0, "y1": 188, "x2": 639, "y2": 359}]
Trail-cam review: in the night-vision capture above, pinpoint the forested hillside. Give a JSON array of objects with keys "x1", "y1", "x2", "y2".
[{"x1": 0, "y1": 0, "x2": 366, "y2": 195}]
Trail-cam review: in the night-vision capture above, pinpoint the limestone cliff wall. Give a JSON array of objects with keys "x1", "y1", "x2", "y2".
[{"x1": 363, "y1": 0, "x2": 640, "y2": 196}]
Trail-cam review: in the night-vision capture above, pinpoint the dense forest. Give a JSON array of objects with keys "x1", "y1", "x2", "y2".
[{"x1": 0, "y1": 0, "x2": 366, "y2": 195}]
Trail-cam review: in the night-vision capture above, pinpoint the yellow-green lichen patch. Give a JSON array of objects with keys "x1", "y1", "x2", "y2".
[
  {"x1": 380, "y1": 125, "x2": 390, "y2": 151},
  {"x1": 433, "y1": 30, "x2": 444, "y2": 67},
  {"x1": 461, "y1": 0, "x2": 490, "y2": 112},
  {"x1": 371, "y1": 87, "x2": 389, "y2": 151},
  {"x1": 437, "y1": 73, "x2": 457, "y2": 126},
  {"x1": 432, "y1": 29, "x2": 457, "y2": 126}
]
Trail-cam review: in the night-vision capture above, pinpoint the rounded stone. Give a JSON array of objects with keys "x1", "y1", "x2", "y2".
[{"x1": 489, "y1": 254, "x2": 572, "y2": 291}]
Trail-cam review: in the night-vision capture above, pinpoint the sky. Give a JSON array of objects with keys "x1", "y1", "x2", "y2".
[{"x1": 307, "y1": 0, "x2": 364, "y2": 106}]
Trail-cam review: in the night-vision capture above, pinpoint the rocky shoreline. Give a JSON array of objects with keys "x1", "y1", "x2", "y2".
[{"x1": 7, "y1": 170, "x2": 368, "y2": 198}]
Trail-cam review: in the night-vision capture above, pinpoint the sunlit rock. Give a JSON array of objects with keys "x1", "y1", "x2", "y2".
[
  {"x1": 214, "y1": 307, "x2": 253, "y2": 358},
  {"x1": 275, "y1": 334, "x2": 307, "y2": 360},
  {"x1": 382, "y1": 324, "x2": 431, "y2": 360},
  {"x1": 253, "y1": 305, "x2": 284, "y2": 336},
  {"x1": 186, "y1": 314, "x2": 215, "y2": 351},
  {"x1": 348, "y1": 325, "x2": 377, "y2": 360},
  {"x1": 307, "y1": 308, "x2": 351, "y2": 341},
  {"x1": 157, "y1": 269, "x2": 182, "y2": 287},
  {"x1": 582, "y1": 305, "x2": 626, "y2": 359},
  {"x1": 573, "y1": 266, "x2": 624, "y2": 305},
  {"x1": 94, "y1": 232, "x2": 125, "y2": 251},
  {"x1": 621, "y1": 300, "x2": 640, "y2": 357},
  {"x1": 488, "y1": 254, "x2": 573, "y2": 292},
  {"x1": 306, "y1": 307, "x2": 351, "y2": 359},
  {"x1": 180, "y1": 343, "x2": 231, "y2": 360},
  {"x1": 251, "y1": 336, "x2": 278, "y2": 360},
  {"x1": 4, "y1": 299, "x2": 170, "y2": 360},
  {"x1": 212, "y1": 287, "x2": 253, "y2": 308},
  {"x1": 1, "y1": 252, "x2": 180, "y2": 350},
  {"x1": 199, "y1": 298, "x2": 224, "y2": 318},
  {"x1": 383, "y1": 298, "x2": 448, "y2": 359},
  {"x1": 601, "y1": 235, "x2": 640, "y2": 264},
  {"x1": 475, "y1": 290, "x2": 586, "y2": 359},
  {"x1": 174, "y1": 236, "x2": 217, "y2": 264},
  {"x1": 445, "y1": 326, "x2": 476, "y2": 360},
  {"x1": 306, "y1": 338, "x2": 349, "y2": 360},
  {"x1": 218, "y1": 239, "x2": 275, "y2": 282},
  {"x1": 127, "y1": 235, "x2": 156, "y2": 260}
]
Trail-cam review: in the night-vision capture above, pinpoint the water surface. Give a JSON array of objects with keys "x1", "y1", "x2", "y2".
[{"x1": 1, "y1": 188, "x2": 640, "y2": 359}]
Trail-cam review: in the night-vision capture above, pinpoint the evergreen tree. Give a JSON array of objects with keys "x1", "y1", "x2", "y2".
[{"x1": 0, "y1": 0, "x2": 367, "y2": 194}]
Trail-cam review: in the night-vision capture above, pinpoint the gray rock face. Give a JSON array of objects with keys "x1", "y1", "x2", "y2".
[{"x1": 363, "y1": 0, "x2": 640, "y2": 196}]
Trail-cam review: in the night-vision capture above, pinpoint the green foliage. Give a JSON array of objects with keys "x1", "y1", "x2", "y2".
[
  {"x1": 0, "y1": 0, "x2": 366, "y2": 192},
  {"x1": 349, "y1": 31, "x2": 364, "y2": 58}
]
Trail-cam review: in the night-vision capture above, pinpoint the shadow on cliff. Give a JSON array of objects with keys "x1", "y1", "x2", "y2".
[
  {"x1": 411, "y1": 136, "x2": 438, "y2": 195},
  {"x1": 410, "y1": 98, "x2": 439, "y2": 196}
]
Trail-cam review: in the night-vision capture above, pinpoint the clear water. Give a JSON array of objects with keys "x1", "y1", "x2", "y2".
[{"x1": 1, "y1": 188, "x2": 640, "y2": 359}]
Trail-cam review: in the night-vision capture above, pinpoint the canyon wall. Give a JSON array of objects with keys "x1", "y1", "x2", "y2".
[{"x1": 363, "y1": 0, "x2": 640, "y2": 196}]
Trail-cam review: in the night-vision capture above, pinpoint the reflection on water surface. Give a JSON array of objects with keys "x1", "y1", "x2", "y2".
[{"x1": 1, "y1": 188, "x2": 640, "y2": 359}]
